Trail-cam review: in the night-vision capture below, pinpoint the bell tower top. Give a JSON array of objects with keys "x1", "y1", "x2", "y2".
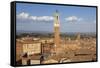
[
  {"x1": 54, "y1": 10, "x2": 60, "y2": 27},
  {"x1": 54, "y1": 10, "x2": 59, "y2": 18}
]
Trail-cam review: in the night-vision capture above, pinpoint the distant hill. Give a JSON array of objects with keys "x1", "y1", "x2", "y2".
[{"x1": 17, "y1": 30, "x2": 96, "y2": 35}]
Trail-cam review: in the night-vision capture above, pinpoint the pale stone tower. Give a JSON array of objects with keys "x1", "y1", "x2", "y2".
[
  {"x1": 76, "y1": 33, "x2": 80, "y2": 45},
  {"x1": 54, "y1": 10, "x2": 60, "y2": 51},
  {"x1": 76, "y1": 33, "x2": 80, "y2": 40}
]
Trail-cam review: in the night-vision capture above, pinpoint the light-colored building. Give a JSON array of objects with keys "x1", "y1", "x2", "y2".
[
  {"x1": 22, "y1": 40, "x2": 41, "y2": 56},
  {"x1": 30, "y1": 55, "x2": 41, "y2": 64},
  {"x1": 16, "y1": 40, "x2": 23, "y2": 62},
  {"x1": 43, "y1": 59, "x2": 58, "y2": 64},
  {"x1": 16, "y1": 39, "x2": 41, "y2": 65}
]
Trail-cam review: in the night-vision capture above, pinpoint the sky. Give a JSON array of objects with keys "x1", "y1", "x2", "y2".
[{"x1": 16, "y1": 3, "x2": 96, "y2": 33}]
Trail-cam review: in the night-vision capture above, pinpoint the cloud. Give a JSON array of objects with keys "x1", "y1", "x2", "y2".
[
  {"x1": 17, "y1": 12, "x2": 29, "y2": 19},
  {"x1": 65, "y1": 16, "x2": 83, "y2": 23},
  {"x1": 29, "y1": 16, "x2": 54, "y2": 21},
  {"x1": 17, "y1": 12, "x2": 54, "y2": 23}
]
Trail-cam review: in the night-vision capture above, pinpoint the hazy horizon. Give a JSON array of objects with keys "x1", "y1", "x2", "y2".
[{"x1": 17, "y1": 30, "x2": 96, "y2": 34}]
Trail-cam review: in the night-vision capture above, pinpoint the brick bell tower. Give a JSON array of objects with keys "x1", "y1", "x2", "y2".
[{"x1": 54, "y1": 10, "x2": 60, "y2": 52}]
